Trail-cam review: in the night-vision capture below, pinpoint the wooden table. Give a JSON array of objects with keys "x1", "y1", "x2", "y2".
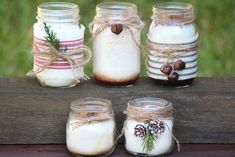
[
  {"x1": 0, "y1": 77, "x2": 235, "y2": 156},
  {"x1": 0, "y1": 144, "x2": 235, "y2": 157}
]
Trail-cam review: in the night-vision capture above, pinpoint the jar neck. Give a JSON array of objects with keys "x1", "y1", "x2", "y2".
[
  {"x1": 96, "y1": 2, "x2": 137, "y2": 20},
  {"x1": 127, "y1": 97, "x2": 173, "y2": 120},
  {"x1": 37, "y1": 2, "x2": 80, "y2": 23},
  {"x1": 152, "y1": 2, "x2": 195, "y2": 25},
  {"x1": 70, "y1": 98, "x2": 113, "y2": 118}
]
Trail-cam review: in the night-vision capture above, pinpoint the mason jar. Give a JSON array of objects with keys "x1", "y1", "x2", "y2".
[
  {"x1": 66, "y1": 98, "x2": 116, "y2": 156},
  {"x1": 90, "y1": 2, "x2": 144, "y2": 86},
  {"x1": 124, "y1": 97, "x2": 175, "y2": 156},
  {"x1": 147, "y1": 2, "x2": 199, "y2": 86},
  {"x1": 32, "y1": 2, "x2": 91, "y2": 87}
]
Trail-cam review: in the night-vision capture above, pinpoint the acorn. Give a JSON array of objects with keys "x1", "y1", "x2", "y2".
[
  {"x1": 111, "y1": 24, "x2": 123, "y2": 35},
  {"x1": 168, "y1": 72, "x2": 179, "y2": 82},
  {"x1": 160, "y1": 64, "x2": 173, "y2": 75},
  {"x1": 174, "y1": 60, "x2": 186, "y2": 70}
]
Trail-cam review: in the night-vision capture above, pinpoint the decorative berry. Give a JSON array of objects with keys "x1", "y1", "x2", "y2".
[
  {"x1": 168, "y1": 72, "x2": 179, "y2": 82},
  {"x1": 134, "y1": 124, "x2": 147, "y2": 138},
  {"x1": 148, "y1": 120, "x2": 165, "y2": 136},
  {"x1": 160, "y1": 64, "x2": 173, "y2": 75},
  {"x1": 111, "y1": 24, "x2": 123, "y2": 35},
  {"x1": 174, "y1": 60, "x2": 186, "y2": 70}
]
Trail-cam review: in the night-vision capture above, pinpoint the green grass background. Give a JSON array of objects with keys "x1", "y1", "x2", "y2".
[{"x1": 0, "y1": 0, "x2": 234, "y2": 77}]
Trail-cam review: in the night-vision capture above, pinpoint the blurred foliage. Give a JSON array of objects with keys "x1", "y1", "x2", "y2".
[{"x1": 0, "y1": 0, "x2": 235, "y2": 77}]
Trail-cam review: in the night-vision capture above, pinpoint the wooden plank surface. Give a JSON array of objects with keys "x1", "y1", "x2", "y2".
[
  {"x1": 0, "y1": 144, "x2": 235, "y2": 157},
  {"x1": 0, "y1": 77, "x2": 235, "y2": 144}
]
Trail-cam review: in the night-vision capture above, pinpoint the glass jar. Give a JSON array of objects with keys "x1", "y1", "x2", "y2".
[
  {"x1": 66, "y1": 98, "x2": 116, "y2": 156},
  {"x1": 32, "y1": 2, "x2": 91, "y2": 87},
  {"x1": 90, "y1": 2, "x2": 144, "y2": 86},
  {"x1": 147, "y1": 2, "x2": 199, "y2": 86},
  {"x1": 124, "y1": 97, "x2": 174, "y2": 156}
]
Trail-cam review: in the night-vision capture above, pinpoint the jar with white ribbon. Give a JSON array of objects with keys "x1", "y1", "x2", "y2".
[
  {"x1": 30, "y1": 2, "x2": 91, "y2": 87},
  {"x1": 90, "y1": 2, "x2": 144, "y2": 86}
]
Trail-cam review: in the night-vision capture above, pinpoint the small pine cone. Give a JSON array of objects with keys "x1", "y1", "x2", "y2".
[
  {"x1": 148, "y1": 120, "x2": 165, "y2": 136},
  {"x1": 134, "y1": 124, "x2": 147, "y2": 138}
]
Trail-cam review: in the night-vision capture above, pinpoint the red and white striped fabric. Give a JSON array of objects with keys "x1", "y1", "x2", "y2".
[{"x1": 34, "y1": 37, "x2": 84, "y2": 70}]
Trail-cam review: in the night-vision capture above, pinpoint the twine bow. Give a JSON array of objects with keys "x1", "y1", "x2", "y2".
[
  {"x1": 27, "y1": 43, "x2": 92, "y2": 83},
  {"x1": 89, "y1": 16, "x2": 145, "y2": 48}
]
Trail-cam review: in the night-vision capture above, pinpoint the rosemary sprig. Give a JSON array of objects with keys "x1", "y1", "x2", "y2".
[
  {"x1": 142, "y1": 132, "x2": 156, "y2": 153},
  {"x1": 43, "y1": 22, "x2": 61, "y2": 51}
]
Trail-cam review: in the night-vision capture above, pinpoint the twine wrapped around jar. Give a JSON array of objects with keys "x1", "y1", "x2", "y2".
[
  {"x1": 147, "y1": 38, "x2": 199, "y2": 63},
  {"x1": 27, "y1": 43, "x2": 92, "y2": 83},
  {"x1": 89, "y1": 16, "x2": 145, "y2": 47},
  {"x1": 70, "y1": 112, "x2": 114, "y2": 130}
]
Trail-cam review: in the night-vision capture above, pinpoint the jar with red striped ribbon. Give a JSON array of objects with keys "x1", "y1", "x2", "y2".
[{"x1": 32, "y1": 2, "x2": 91, "y2": 87}]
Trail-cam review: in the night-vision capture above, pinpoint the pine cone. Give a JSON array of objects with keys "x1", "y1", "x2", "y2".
[
  {"x1": 148, "y1": 120, "x2": 165, "y2": 136},
  {"x1": 134, "y1": 124, "x2": 147, "y2": 138}
]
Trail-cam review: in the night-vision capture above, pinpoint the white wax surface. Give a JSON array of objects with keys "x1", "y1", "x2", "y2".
[
  {"x1": 66, "y1": 119, "x2": 115, "y2": 156},
  {"x1": 33, "y1": 21, "x2": 85, "y2": 87},
  {"x1": 124, "y1": 119, "x2": 173, "y2": 156},
  {"x1": 148, "y1": 22, "x2": 198, "y2": 44},
  {"x1": 93, "y1": 25, "x2": 140, "y2": 80}
]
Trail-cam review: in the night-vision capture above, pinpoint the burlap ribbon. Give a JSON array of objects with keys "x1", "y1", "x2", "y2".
[
  {"x1": 147, "y1": 38, "x2": 198, "y2": 63},
  {"x1": 27, "y1": 43, "x2": 92, "y2": 83},
  {"x1": 89, "y1": 16, "x2": 144, "y2": 48}
]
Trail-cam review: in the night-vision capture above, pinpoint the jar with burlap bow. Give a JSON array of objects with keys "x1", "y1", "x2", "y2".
[
  {"x1": 66, "y1": 98, "x2": 116, "y2": 156},
  {"x1": 90, "y1": 2, "x2": 144, "y2": 86},
  {"x1": 124, "y1": 97, "x2": 180, "y2": 156},
  {"x1": 29, "y1": 2, "x2": 91, "y2": 87},
  {"x1": 147, "y1": 2, "x2": 199, "y2": 86}
]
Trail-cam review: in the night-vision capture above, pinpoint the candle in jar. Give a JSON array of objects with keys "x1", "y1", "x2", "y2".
[
  {"x1": 147, "y1": 2, "x2": 199, "y2": 86},
  {"x1": 90, "y1": 2, "x2": 144, "y2": 86},
  {"x1": 66, "y1": 98, "x2": 116, "y2": 156},
  {"x1": 124, "y1": 97, "x2": 176, "y2": 156},
  {"x1": 32, "y1": 2, "x2": 91, "y2": 87}
]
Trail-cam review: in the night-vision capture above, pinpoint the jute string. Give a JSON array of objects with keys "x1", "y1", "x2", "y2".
[
  {"x1": 116, "y1": 102, "x2": 181, "y2": 152},
  {"x1": 70, "y1": 112, "x2": 114, "y2": 130},
  {"x1": 89, "y1": 16, "x2": 145, "y2": 48},
  {"x1": 27, "y1": 43, "x2": 92, "y2": 83},
  {"x1": 147, "y1": 38, "x2": 198, "y2": 64}
]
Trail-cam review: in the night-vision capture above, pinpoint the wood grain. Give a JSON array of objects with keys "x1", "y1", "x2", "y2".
[
  {"x1": 0, "y1": 144, "x2": 235, "y2": 157},
  {"x1": 0, "y1": 77, "x2": 235, "y2": 144}
]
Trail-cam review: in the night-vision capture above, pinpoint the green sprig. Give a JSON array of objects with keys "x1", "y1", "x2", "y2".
[
  {"x1": 142, "y1": 131, "x2": 156, "y2": 153},
  {"x1": 43, "y1": 22, "x2": 61, "y2": 51}
]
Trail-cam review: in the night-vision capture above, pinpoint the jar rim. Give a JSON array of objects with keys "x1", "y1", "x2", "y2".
[
  {"x1": 96, "y1": 2, "x2": 137, "y2": 18},
  {"x1": 38, "y1": 2, "x2": 78, "y2": 12},
  {"x1": 152, "y1": 2, "x2": 195, "y2": 24},
  {"x1": 154, "y1": 2, "x2": 193, "y2": 12},
  {"x1": 71, "y1": 97, "x2": 112, "y2": 113},
  {"x1": 128, "y1": 97, "x2": 171, "y2": 110},
  {"x1": 37, "y1": 2, "x2": 80, "y2": 23},
  {"x1": 97, "y1": 2, "x2": 137, "y2": 11}
]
